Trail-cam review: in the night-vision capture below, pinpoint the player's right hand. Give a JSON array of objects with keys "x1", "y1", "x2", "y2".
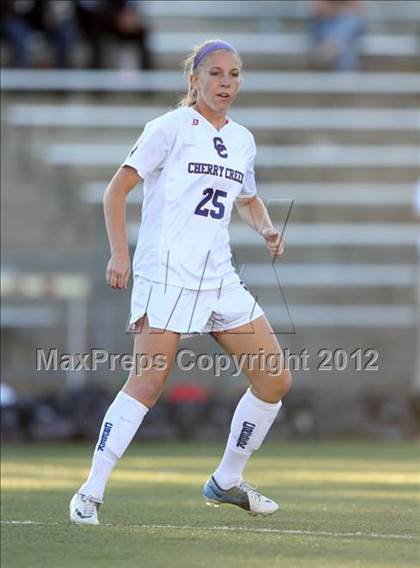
[{"x1": 106, "y1": 253, "x2": 131, "y2": 290}]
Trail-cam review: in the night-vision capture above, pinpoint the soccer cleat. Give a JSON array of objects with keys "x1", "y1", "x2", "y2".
[
  {"x1": 203, "y1": 476, "x2": 279, "y2": 517},
  {"x1": 69, "y1": 492, "x2": 102, "y2": 525}
]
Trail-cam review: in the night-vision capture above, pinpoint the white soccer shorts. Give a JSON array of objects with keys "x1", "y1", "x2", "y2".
[{"x1": 129, "y1": 276, "x2": 264, "y2": 334}]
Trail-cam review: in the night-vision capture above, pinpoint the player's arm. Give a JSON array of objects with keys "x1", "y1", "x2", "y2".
[
  {"x1": 103, "y1": 165, "x2": 141, "y2": 289},
  {"x1": 235, "y1": 195, "x2": 285, "y2": 258}
]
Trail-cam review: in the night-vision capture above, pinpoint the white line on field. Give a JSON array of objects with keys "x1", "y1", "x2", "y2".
[
  {"x1": 125, "y1": 524, "x2": 419, "y2": 541},
  {"x1": 1, "y1": 521, "x2": 48, "y2": 525},
  {"x1": 1, "y1": 520, "x2": 417, "y2": 540}
]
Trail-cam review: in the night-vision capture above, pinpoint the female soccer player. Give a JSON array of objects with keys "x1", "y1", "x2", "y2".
[{"x1": 70, "y1": 39, "x2": 292, "y2": 525}]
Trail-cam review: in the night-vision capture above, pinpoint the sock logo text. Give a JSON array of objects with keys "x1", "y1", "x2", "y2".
[
  {"x1": 97, "y1": 422, "x2": 113, "y2": 451},
  {"x1": 236, "y1": 421, "x2": 256, "y2": 449}
]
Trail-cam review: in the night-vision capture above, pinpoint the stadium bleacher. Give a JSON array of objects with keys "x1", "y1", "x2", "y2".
[{"x1": 1, "y1": 1, "x2": 419, "y2": 430}]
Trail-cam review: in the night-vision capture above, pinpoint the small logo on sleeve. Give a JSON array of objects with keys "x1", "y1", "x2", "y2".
[{"x1": 129, "y1": 143, "x2": 139, "y2": 157}]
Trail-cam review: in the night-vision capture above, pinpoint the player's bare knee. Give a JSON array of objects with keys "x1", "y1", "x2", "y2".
[
  {"x1": 266, "y1": 369, "x2": 292, "y2": 402},
  {"x1": 136, "y1": 383, "x2": 162, "y2": 408},
  {"x1": 125, "y1": 373, "x2": 166, "y2": 407},
  {"x1": 280, "y1": 368, "x2": 292, "y2": 396}
]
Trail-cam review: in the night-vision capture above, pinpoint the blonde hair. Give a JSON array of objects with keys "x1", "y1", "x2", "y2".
[{"x1": 178, "y1": 39, "x2": 242, "y2": 107}]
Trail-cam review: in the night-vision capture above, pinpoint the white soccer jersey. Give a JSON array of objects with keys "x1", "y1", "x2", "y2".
[{"x1": 122, "y1": 106, "x2": 257, "y2": 290}]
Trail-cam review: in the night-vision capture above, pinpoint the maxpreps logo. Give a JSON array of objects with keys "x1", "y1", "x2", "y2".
[
  {"x1": 236, "y1": 421, "x2": 256, "y2": 449},
  {"x1": 97, "y1": 421, "x2": 113, "y2": 451}
]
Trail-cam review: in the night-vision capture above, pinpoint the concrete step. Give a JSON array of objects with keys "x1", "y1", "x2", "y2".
[
  {"x1": 52, "y1": 161, "x2": 416, "y2": 186},
  {"x1": 254, "y1": 167, "x2": 418, "y2": 184},
  {"x1": 8, "y1": 103, "x2": 419, "y2": 145},
  {"x1": 3, "y1": 70, "x2": 419, "y2": 95},
  {"x1": 236, "y1": 245, "x2": 417, "y2": 264},
  {"x1": 4, "y1": 90, "x2": 417, "y2": 114},
  {"x1": 149, "y1": 31, "x2": 419, "y2": 58},
  {"x1": 42, "y1": 141, "x2": 419, "y2": 187},
  {"x1": 9, "y1": 104, "x2": 420, "y2": 131},
  {"x1": 149, "y1": 31, "x2": 420, "y2": 72},
  {"x1": 232, "y1": 204, "x2": 415, "y2": 224},
  {"x1": 247, "y1": 286, "x2": 415, "y2": 306},
  {"x1": 141, "y1": 0, "x2": 420, "y2": 25},
  {"x1": 256, "y1": 303, "x2": 417, "y2": 330},
  {"x1": 81, "y1": 181, "x2": 416, "y2": 223},
  {"x1": 14, "y1": 126, "x2": 418, "y2": 152},
  {"x1": 44, "y1": 142, "x2": 420, "y2": 169},
  {"x1": 238, "y1": 262, "x2": 418, "y2": 287},
  {"x1": 1, "y1": 299, "x2": 415, "y2": 330},
  {"x1": 154, "y1": 52, "x2": 419, "y2": 73},
  {"x1": 255, "y1": 131, "x2": 420, "y2": 145},
  {"x1": 125, "y1": 222, "x2": 419, "y2": 257},
  {"x1": 81, "y1": 181, "x2": 416, "y2": 207},
  {"x1": 18, "y1": 127, "x2": 420, "y2": 149},
  {"x1": 227, "y1": 223, "x2": 419, "y2": 247}
]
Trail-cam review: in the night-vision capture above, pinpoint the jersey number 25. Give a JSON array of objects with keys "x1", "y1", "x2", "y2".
[{"x1": 194, "y1": 188, "x2": 227, "y2": 220}]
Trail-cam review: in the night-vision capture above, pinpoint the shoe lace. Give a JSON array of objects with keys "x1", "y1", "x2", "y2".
[
  {"x1": 239, "y1": 481, "x2": 262, "y2": 503},
  {"x1": 82, "y1": 495, "x2": 99, "y2": 516}
]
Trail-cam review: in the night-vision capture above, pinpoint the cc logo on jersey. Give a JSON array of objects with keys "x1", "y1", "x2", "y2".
[{"x1": 213, "y1": 137, "x2": 228, "y2": 159}]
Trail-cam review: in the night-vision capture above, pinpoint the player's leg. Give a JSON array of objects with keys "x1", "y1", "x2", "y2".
[
  {"x1": 213, "y1": 314, "x2": 291, "y2": 402},
  {"x1": 203, "y1": 315, "x2": 291, "y2": 515},
  {"x1": 70, "y1": 315, "x2": 180, "y2": 524}
]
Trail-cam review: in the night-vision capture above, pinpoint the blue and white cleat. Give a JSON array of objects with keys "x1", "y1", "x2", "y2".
[
  {"x1": 69, "y1": 492, "x2": 102, "y2": 525},
  {"x1": 203, "y1": 476, "x2": 279, "y2": 517}
]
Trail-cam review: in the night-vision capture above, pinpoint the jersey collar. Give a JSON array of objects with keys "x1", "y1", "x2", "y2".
[{"x1": 188, "y1": 107, "x2": 231, "y2": 133}]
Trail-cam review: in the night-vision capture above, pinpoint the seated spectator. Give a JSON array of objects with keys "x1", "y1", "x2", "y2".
[
  {"x1": 309, "y1": 0, "x2": 367, "y2": 71},
  {"x1": 0, "y1": 0, "x2": 75, "y2": 68},
  {"x1": 74, "y1": 0, "x2": 153, "y2": 69}
]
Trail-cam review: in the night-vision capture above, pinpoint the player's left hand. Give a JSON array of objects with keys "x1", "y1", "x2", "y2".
[{"x1": 262, "y1": 228, "x2": 285, "y2": 258}]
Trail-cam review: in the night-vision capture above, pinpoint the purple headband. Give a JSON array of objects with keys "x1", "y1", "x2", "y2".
[{"x1": 193, "y1": 41, "x2": 238, "y2": 70}]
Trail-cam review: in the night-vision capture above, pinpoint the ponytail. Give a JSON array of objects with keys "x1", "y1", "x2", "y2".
[{"x1": 178, "y1": 50, "x2": 198, "y2": 107}]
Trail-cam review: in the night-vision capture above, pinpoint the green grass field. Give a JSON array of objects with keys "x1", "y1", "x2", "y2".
[{"x1": 1, "y1": 441, "x2": 419, "y2": 568}]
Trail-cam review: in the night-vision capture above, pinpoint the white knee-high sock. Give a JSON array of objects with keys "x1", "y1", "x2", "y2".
[
  {"x1": 213, "y1": 387, "x2": 282, "y2": 489},
  {"x1": 79, "y1": 391, "x2": 148, "y2": 500}
]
